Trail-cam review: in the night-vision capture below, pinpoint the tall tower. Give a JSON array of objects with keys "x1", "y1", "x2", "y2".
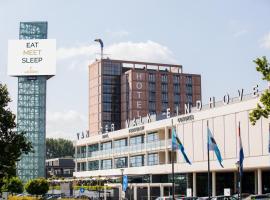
[{"x1": 8, "y1": 22, "x2": 55, "y2": 182}]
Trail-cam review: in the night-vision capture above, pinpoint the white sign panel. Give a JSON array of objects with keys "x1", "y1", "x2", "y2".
[
  {"x1": 224, "y1": 188, "x2": 231, "y2": 196},
  {"x1": 8, "y1": 39, "x2": 56, "y2": 76}
]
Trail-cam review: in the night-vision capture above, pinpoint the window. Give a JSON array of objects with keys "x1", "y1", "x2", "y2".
[
  {"x1": 115, "y1": 157, "x2": 128, "y2": 168},
  {"x1": 161, "y1": 74, "x2": 168, "y2": 83},
  {"x1": 186, "y1": 85, "x2": 192, "y2": 94},
  {"x1": 147, "y1": 132, "x2": 158, "y2": 142},
  {"x1": 161, "y1": 83, "x2": 168, "y2": 92},
  {"x1": 148, "y1": 153, "x2": 158, "y2": 166},
  {"x1": 130, "y1": 155, "x2": 144, "y2": 167},
  {"x1": 80, "y1": 162, "x2": 86, "y2": 171},
  {"x1": 173, "y1": 84, "x2": 180, "y2": 93},
  {"x1": 88, "y1": 160, "x2": 99, "y2": 171},
  {"x1": 101, "y1": 141, "x2": 112, "y2": 150},
  {"x1": 149, "y1": 102, "x2": 156, "y2": 112},
  {"x1": 162, "y1": 102, "x2": 168, "y2": 112},
  {"x1": 149, "y1": 73, "x2": 155, "y2": 82},
  {"x1": 149, "y1": 82, "x2": 155, "y2": 91},
  {"x1": 174, "y1": 93, "x2": 180, "y2": 103},
  {"x1": 88, "y1": 144, "x2": 99, "y2": 153},
  {"x1": 114, "y1": 138, "x2": 127, "y2": 148},
  {"x1": 149, "y1": 92, "x2": 156, "y2": 101},
  {"x1": 162, "y1": 93, "x2": 168, "y2": 102},
  {"x1": 101, "y1": 159, "x2": 112, "y2": 170},
  {"x1": 102, "y1": 62, "x2": 121, "y2": 75},
  {"x1": 187, "y1": 94, "x2": 193, "y2": 103},
  {"x1": 173, "y1": 75, "x2": 180, "y2": 84},
  {"x1": 130, "y1": 135, "x2": 144, "y2": 145},
  {"x1": 103, "y1": 103, "x2": 111, "y2": 112},
  {"x1": 186, "y1": 76, "x2": 192, "y2": 85}
]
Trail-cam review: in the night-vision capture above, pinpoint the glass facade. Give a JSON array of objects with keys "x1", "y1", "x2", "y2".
[
  {"x1": 130, "y1": 155, "x2": 144, "y2": 167},
  {"x1": 148, "y1": 153, "x2": 158, "y2": 165},
  {"x1": 186, "y1": 75, "x2": 193, "y2": 105},
  {"x1": 114, "y1": 138, "x2": 127, "y2": 148},
  {"x1": 147, "y1": 132, "x2": 158, "y2": 142},
  {"x1": 102, "y1": 61, "x2": 121, "y2": 131},
  {"x1": 17, "y1": 22, "x2": 48, "y2": 182},
  {"x1": 88, "y1": 160, "x2": 99, "y2": 171},
  {"x1": 101, "y1": 141, "x2": 112, "y2": 150},
  {"x1": 115, "y1": 157, "x2": 128, "y2": 168},
  {"x1": 130, "y1": 135, "x2": 144, "y2": 145},
  {"x1": 101, "y1": 159, "x2": 112, "y2": 170}
]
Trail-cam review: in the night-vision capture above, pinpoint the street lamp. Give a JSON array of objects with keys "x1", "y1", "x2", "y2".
[
  {"x1": 94, "y1": 39, "x2": 104, "y2": 59},
  {"x1": 235, "y1": 161, "x2": 241, "y2": 200}
]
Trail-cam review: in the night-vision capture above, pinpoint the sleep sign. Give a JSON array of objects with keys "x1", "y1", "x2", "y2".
[
  {"x1": 8, "y1": 39, "x2": 56, "y2": 76},
  {"x1": 22, "y1": 42, "x2": 43, "y2": 64}
]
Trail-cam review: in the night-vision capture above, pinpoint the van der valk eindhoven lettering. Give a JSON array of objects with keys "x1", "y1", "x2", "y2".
[{"x1": 125, "y1": 84, "x2": 259, "y2": 128}]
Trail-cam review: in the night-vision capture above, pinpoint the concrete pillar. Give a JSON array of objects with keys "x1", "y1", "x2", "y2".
[
  {"x1": 234, "y1": 171, "x2": 237, "y2": 193},
  {"x1": 165, "y1": 126, "x2": 169, "y2": 164},
  {"x1": 212, "y1": 172, "x2": 216, "y2": 197},
  {"x1": 104, "y1": 185, "x2": 107, "y2": 200},
  {"x1": 193, "y1": 172, "x2": 197, "y2": 197},
  {"x1": 160, "y1": 184, "x2": 164, "y2": 197},
  {"x1": 258, "y1": 169, "x2": 262, "y2": 195},
  {"x1": 148, "y1": 184, "x2": 151, "y2": 200},
  {"x1": 119, "y1": 186, "x2": 122, "y2": 200},
  {"x1": 255, "y1": 170, "x2": 258, "y2": 194},
  {"x1": 134, "y1": 186, "x2": 137, "y2": 200},
  {"x1": 75, "y1": 144, "x2": 78, "y2": 172}
]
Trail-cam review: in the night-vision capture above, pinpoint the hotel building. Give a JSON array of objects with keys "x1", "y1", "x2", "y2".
[
  {"x1": 89, "y1": 59, "x2": 201, "y2": 134},
  {"x1": 75, "y1": 90, "x2": 270, "y2": 199}
]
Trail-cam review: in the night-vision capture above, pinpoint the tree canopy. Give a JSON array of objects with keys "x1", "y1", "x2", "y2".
[
  {"x1": 0, "y1": 83, "x2": 32, "y2": 181},
  {"x1": 46, "y1": 138, "x2": 74, "y2": 159},
  {"x1": 249, "y1": 56, "x2": 270, "y2": 125}
]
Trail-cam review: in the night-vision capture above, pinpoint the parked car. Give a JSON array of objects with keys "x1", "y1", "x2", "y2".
[{"x1": 246, "y1": 194, "x2": 270, "y2": 200}]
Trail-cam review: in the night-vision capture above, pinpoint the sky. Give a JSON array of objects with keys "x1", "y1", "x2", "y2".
[{"x1": 0, "y1": 0, "x2": 270, "y2": 140}]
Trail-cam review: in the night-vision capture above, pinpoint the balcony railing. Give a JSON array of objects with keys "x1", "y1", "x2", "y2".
[{"x1": 76, "y1": 139, "x2": 166, "y2": 160}]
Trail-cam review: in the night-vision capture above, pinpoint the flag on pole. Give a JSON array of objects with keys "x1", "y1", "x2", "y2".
[
  {"x1": 172, "y1": 127, "x2": 191, "y2": 164},
  {"x1": 268, "y1": 124, "x2": 270, "y2": 153},
  {"x1": 238, "y1": 122, "x2": 244, "y2": 176},
  {"x1": 207, "y1": 127, "x2": 224, "y2": 167},
  {"x1": 123, "y1": 175, "x2": 128, "y2": 192}
]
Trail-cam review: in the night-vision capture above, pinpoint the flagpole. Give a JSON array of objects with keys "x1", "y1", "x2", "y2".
[
  {"x1": 239, "y1": 122, "x2": 242, "y2": 200},
  {"x1": 207, "y1": 120, "x2": 211, "y2": 200},
  {"x1": 171, "y1": 120, "x2": 175, "y2": 200}
]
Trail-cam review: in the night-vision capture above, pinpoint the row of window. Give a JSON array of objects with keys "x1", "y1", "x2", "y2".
[
  {"x1": 77, "y1": 133, "x2": 158, "y2": 153},
  {"x1": 77, "y1": 153, "x2": 159, "y2": 171},
  {"x1": 148, "y1": 74, "x2": 193, "y2": 84}
]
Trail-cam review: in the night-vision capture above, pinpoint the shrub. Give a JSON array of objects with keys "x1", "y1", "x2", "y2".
[
  {"x1": 1, "y1": 177, "x2": 23, "y2": 194},
  {"x1": 25, "y1": 178, "x2": 49, "y2": 196}
]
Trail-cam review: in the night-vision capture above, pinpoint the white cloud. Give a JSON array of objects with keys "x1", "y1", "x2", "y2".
[
  {"x1": 46, "y1": 110, "x2": 87, "y2": 140},
  {"x1": 233, "y1": 29, "x2": 247, "y2": 38},
  {"x1": 56, "y1": 40, "x2": 177, "y2": 70},
  {"x1": 106, "y1": 29, "x2": 130, "y2": 38},
  {"x1": 260, "y1": 32, "x2": 270, "y2": 49}
]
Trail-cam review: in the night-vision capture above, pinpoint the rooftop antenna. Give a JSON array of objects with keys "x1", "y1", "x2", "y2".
[{"x1": 94, "y1": 38, "x2": 104, "y2": 59}]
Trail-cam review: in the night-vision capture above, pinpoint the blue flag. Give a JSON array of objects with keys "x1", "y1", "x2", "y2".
[
  {"x1": 172, "y1": 127, "x2": 191, "y2": 164},
  {"x1": 238, "y1": 124, "x2": 244, "y2": 176},
  {"x1": 123, "y1": 175, "x2": 128, "y2": 192},
  {"x1": 207, "y1": 127, "x2": 224, "y2": 168}
]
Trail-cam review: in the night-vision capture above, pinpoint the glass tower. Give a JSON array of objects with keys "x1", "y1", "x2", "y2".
[{"x1": 16, "y1": 22, "x2": 48, "y2": 182}]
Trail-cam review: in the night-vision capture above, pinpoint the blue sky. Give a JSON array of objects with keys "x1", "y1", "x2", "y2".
[{"x1": 0, "y1": 0, "x2": 270, "y2": 139}]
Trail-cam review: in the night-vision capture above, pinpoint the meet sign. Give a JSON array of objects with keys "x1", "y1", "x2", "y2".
[{"x1": 8, "y1": 39, "x2": 56, "y2": 76}]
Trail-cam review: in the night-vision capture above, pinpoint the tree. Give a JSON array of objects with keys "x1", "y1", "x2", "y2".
[
  {"x1": 249, "y1": 56, "x2": 270, "y2": 125},
  {"x1": 46, "y1": 138, "x2": 74, "y2": 159},
  {"x1": 1, "y1": 177, "x2": 23, "y2": 194},
  {"x1": 25, "y1": 178, "x2": 49, "y2": 196},
  {"x1": 0, "y1": 84, "x2": 33, "y2": 183}
]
